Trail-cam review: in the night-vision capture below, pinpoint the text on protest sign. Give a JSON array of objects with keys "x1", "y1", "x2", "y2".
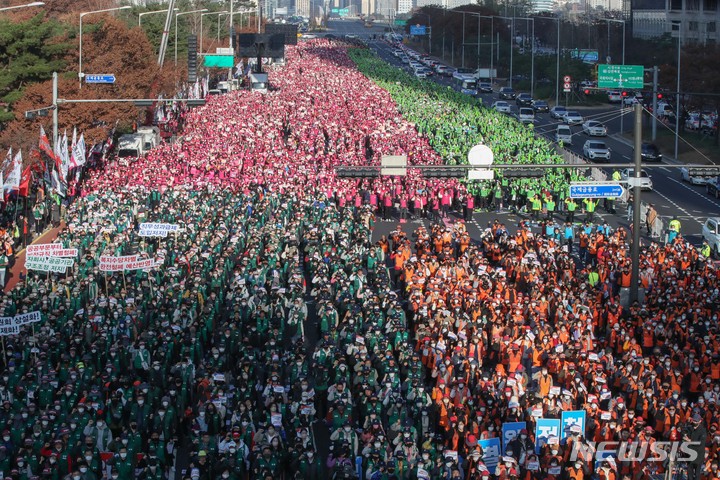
[
  {"x1": 26, "y1": 243, "x2": 78, "y2": 258},
  {"x1": 25, "y1": 256, "x2": 75, "y2": 273},
  {"x1": 138, "y1": 223, "x2": 179, "y2": 238},
  {"x1": 0, "y1": 311, "x2": 42, "y2": 335},
  {"x1": 99, "y1": 254, "x2": 154, "y2": 272}
]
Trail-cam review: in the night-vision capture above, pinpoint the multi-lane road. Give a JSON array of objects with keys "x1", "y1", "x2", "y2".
[{"x1": 319, "y1": 19, "x2": 720, "y2": 241}]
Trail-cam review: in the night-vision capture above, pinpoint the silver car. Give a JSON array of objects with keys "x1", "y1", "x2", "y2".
[
  {"x1": 582, "y1": 120, "x2": 607, "y2": 136},
  {"x1": 583, "y1": 140, "x2": 611, "y2": 162},
  {"x1": 492, "y1": 101, "x2": 512, "y2": 113},
  {"x1": 563, "y1": 111, "x2": 584, "y2": 125},
  {"x1": 621, "y1": 168, "x2": 653, "y2": 190}
]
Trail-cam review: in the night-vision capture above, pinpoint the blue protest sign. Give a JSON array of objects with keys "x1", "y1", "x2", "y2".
[
  {"x1": 560, "y1": 410, "x2": 587, "y2": 442},
  {"x1": 502, "y1": 422, "x2": 527, "y2": 452},
  {"x1": 478, "y1": 437, "x2": 502, "y2": 470},
  {"x1": 535, "y1": 418, "x2": 561, "y2": 453}
]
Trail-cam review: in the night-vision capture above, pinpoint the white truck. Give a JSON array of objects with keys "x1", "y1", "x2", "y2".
[
  {"x1": 116, "y1": 127, "x2": 160, "y2": 164},
  {"x1": 473, "y1": 68, "x2": 497, "y2": 81},
  {"x1": 249, "y1": 72, "x2": 268, "y2": 93}
]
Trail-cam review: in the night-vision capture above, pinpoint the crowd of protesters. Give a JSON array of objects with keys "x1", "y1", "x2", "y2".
[{"x1": 0, "y1": 39, "x2": 717, "y2": 480}]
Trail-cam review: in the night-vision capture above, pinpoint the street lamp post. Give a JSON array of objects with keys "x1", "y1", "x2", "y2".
[
  {"x1": 79, "y1": 6, "x2": 132, "y2": 89},
  {"x1": 674, "y1": 21, "x2": 682, "y2": 161},
  {"x1": 0, "y1": 1, "x2": 44, "y2": 12},
  {"x1": 603, "y1": 18, "x2": 626, "y2": 132},
  {"x1": 456, "y1": 12, "x2": 495, "y2": 82},
  {"x1": 139, "y1": 8, "x2": 177, "y2": 28},
  {"x1": 415, "y1": 13, "x2": 432, "y2": 55},
  {"x1": 201, "y1": 11, "x2": 229, "y2": 54},
  {"x1": 175, "y1": 9, "x2": 209, "y2": 65},
  {"x1": 498, "y1": 15, "x2": 534, "y2": 95}
]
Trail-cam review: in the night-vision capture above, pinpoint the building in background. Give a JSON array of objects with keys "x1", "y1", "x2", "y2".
[
  {"x1": 531, "y1": 0, "x2": 558, "y2": 12},
  {"x1": 631, "y1": 0, "x2": 719, "y2": 44},
  {"x1": 296, "y1": 0, "x2": 311, "y2": 17}
]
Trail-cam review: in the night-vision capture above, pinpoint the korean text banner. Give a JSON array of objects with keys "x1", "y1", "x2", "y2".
[
  {"x1": 478, "y1": 437, "x2": 501, "y2": 469},
  {"x1": 502, "y1": 422, "x2": 527, "y2": 451},
  {"x1": 561, "y1": 410, "x2": 587, "y2": 442},
  {"x1": 535, "y1": 418, "x2": 561, "y2": 453}
]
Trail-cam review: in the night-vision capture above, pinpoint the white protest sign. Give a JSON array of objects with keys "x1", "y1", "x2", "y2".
[
  {"x1": 99, "y1": 255, "x2": 138, "y2": 272},
  {"x1": 26, "y1": 243, "x2": 77, "y2": 258},
  {"x1": 0, "y1": 311, "x2": 42, "y2": 335},
  {"x1": 138, "y1": 223, "x2": 179, "y2": 238},
  {"x1": 25, "y1": 256, "x2": 75, "y2": 273},
  {"x1": 99, "y1": 255, "x2": 155, "y2": 272}
]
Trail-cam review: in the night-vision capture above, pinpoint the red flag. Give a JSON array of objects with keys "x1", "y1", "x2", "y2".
[
  {"x1": 39, "y1": 126, "x2": 55, "y2": 160},
  {"x1": 19, "y1": 166, "x2": 32, "y2": 197}
]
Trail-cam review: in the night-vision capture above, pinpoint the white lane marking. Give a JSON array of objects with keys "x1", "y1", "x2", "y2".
[
  {"x1": 623, "y1": 155, "x2": 630, "y2": 159},
  {"x1": 666, "y1": 177, "x2": 720, "y2": 210},
  {"x1": 659, "y1": 167, "x2": 671, "y2": 173},
  {"x1": 650, "y1": 188, "x2": 704, "y2": 226}
]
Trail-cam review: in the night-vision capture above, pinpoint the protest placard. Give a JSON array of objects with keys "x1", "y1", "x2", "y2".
[
  {"x1": 25, "y1": 256, "x2": 75, "y2": 273},
  {"x1": 138, "y1": 223, "x2": 179, "y2": 237}
]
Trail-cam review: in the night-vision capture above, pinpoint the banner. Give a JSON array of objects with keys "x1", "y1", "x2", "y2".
[
  {"x1": 99, "y1": 255, "x2": 154, "y2": 272},
  {"x1": 535, "y1": 418, "x2": 561, "y2": 453},
  {"x1": 561, "y1": 410, "x2": 587, "y2": 442},
  {"x1": 27, "y1": 243, "x2": 77, "y2": 258},
  {"x1": 4, "y1": 150, "x2": 22, "y2": 192},
  {"x1": 99, "y1": 254, "x2": 137, "y2": 272},
  {"x1": 74, "y1": 132, "x2": 86, "y2": 167},
  {"x1": 502, "y1": 422, "x2": 527, "y2": 452},
  {"x1": 12, "y1": 311, "x2": 42, "y2": 326},
  {"x1": 477, "y1": 437, "x2": 501, "y2": 470},
  {"x1": 25, "y1": 256, "x2": 75, "y2": 273},
  {"x1": 0, "y1": 311, "x2": 42, "y2": 335},
  {"x1": 138, "y1": 223, "x2": 179, "y2": 237}
]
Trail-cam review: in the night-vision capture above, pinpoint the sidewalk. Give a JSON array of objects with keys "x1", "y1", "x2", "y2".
[{"x1": 4, "y1": 225, "x2": 63, "y2": 293}]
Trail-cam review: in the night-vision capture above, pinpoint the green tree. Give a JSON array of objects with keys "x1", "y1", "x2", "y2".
[{"x1": 0, "y1": 13, "x2": 71, "y2": 125}]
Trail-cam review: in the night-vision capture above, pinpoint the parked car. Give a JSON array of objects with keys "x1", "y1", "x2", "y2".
[
  {"x1": 621, "y1": 168, "x2": 653, "y2": 190},
  {"x1": 639, "y1": 142, "x2": 662, "y2": 162},
  {"x1": 516, "y1": 107, "x2": 535, "y2": 124},
  {"x1": 550, "y1": 106, "x2": 568, "y2": 120},
  {"x1": 478, "y1": 82, "x2": 493, "y2": 93},
  {"x1": 499, "y1": 87, "x2": 516, "y2": 99},
  {"x1": 532, "y1": 100, "x2": 549, "y2": 113},
  {"x1": 492, "y1": 101, "x2": 512, "y2": 113},
  {"x1": 563, "y1": 111, "x2": 584, "y2": 125},
  {"x1": 583, "y1": 140, "x2": 611, "y2": 162},
  {"x1": 703, "y1": 217, "x2": 720, "y2": 257},
  {"x1": 680, "y1": 167, "x2": 715, "y2": 185},
  {"x1": 556, "y1": 125, "x2": 573, "y2": 145},
  {"x1": 582, "y1": 120, "x2": 607, "y2": 136},
  {"x1": 516, "y1": 93, "x2": 533, "y2": 106}
]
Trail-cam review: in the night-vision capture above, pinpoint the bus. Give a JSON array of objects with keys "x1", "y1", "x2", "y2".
[{"x1": 452, "y1": 73, "x2": 478, "y2": 95}]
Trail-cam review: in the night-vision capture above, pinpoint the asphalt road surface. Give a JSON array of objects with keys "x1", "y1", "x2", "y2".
[{"x1": 360, "y1": 35, "x2": 720, "y2": 240}]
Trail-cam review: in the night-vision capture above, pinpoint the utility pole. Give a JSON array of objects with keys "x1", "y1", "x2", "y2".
[
  {"x1": 157, "y1": 0, "x2": 177, "y2": 66},
  {"x1": 631, "y1": 102, "x2": 643, "y2": 303},
  {"x1": 651, "y1": 66, "x2": 659, "y2": 141}
]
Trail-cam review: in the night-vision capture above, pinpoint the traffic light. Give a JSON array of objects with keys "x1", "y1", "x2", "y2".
[
  {"x1": 422, "y1": 167, "x2": 466, "y2": 178},
  {"x1": 657, "y1": 93, "x2": 663, "y2": 100},
  {"x1": 503, "y1": 168, "x2": 545, "y2": 178},
  {"x1": 621, "y1": 91, "x2": 628, "y2": 97},
  {"x1": 584, "y1": 89, "x2": 591, "y2": 95},
  {"x1": 336, "y1": 167, "x2": 380, "y2": 178}
]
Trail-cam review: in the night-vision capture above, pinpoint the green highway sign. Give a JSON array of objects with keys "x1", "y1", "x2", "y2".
[{"x1": 597, "y1": 64, "x2": 644, "y2": 89}]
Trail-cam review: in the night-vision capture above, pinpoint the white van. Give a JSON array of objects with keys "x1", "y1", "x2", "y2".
[{"x1": 556, "y1": 125, "x2": 573, "y2": 145}]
